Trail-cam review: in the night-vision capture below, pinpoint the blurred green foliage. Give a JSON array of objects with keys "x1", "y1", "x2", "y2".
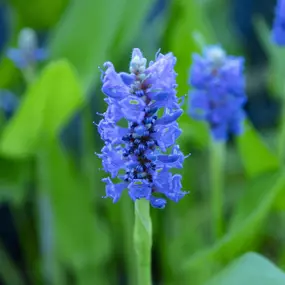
[{"x1": 0, "y1": 0, "x2": 285, "y2": 285}]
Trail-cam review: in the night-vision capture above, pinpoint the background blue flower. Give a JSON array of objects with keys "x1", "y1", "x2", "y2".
[{"x1": 188, "y1": 45, "x2": 247, "y2": 141}]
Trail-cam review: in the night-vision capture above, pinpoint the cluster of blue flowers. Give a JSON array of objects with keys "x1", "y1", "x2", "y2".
[
  {"x1": 7, "y1": 28, "x2": 47, "y2": 69},
  {"x1": 0, "y1": 28, "x2": 47, "y2": 126},
  {"x1": 188, "y1": 45, "x2": 247, "y2": 141},
  {"x1": 97, "y1": 48, "x2": 188, "y2": 209},
  {"x1": 272, "y1": 0, "x2": 285, "y2": 46}
]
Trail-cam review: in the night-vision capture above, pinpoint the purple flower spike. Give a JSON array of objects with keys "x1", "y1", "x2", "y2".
[
  {"x1": 97, "y1": 48, "x2": 189, "y2": 209},
  {"x1": 272, "y1": 0, "x2": 285, "y2": 46},
  {"x1": 7, "y1": 28, "x2": 47, "y2": 69},
  {"x1": 188, "y1": 45, "x2": 247, "y2": 141}
]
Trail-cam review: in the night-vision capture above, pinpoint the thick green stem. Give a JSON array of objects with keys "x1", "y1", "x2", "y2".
[
  {"x1": 134, "y1": 199, "x2": 152, "y2": 285},
  {"x1": 209, "y1": 138, "x2": 225, "y2": 240}
]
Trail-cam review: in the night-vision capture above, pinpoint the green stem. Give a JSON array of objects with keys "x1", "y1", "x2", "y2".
[
  {"x1": 209, "y1": 138, "x2": 225, "y2": 240},
  {"x1": 122, "y1": 197, "x2": 136, "y2": 285},
  {"x1": 134, "y1": 199, "x2": 152, "y2": 285}
]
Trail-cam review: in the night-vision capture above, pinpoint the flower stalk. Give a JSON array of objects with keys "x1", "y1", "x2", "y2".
[
  {"x1": 209, "y1": 138, "x2": 225, "y2": 240},
  {"x1": 134, "y1": 199, "x2": 152, "y2": 285}
]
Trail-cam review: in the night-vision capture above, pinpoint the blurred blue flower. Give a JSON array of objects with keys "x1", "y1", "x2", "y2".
[
  {"x1": 188, "y1": 45, "x2": 247, "y2": 141},
  {"x1": 97, "y1": 48, "x2": 188, "y2": 209},
  {"x1": 7, "y1": 28, "x2": 47, "y2": 69},
  {"x1": 272, "y1": 0, "x2": 285, "y2": 46},
  {"x1": 0, "y1": 90, "x2": 19, "y2": 119}
]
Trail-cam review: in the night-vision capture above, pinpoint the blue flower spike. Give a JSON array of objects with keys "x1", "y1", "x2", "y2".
[
  {"x1": 188, "y1": 45, "x2": 247, "y2": 141},
  {"x1": 97, "y1": 48, "x2": 189, "y2": 209}
]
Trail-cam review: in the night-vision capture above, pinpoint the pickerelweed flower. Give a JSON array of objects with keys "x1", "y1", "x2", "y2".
[
  {"x1": 97, "y1": 48, "x2": 188, "y2": 209},
  {"x1": 7, "y1": 28, "x2": 47, "y2": 69},
  {"x1": 272, "y1": 0, "x2": 285, "y2": 46},
  {"x1": 188, "y1": 45, "x2": 247, "y2": 141}
]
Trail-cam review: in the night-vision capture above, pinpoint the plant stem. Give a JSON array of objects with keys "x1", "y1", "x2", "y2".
[
  {"x1": 209, "y1": 138, "x2": 225, "y2": 240},
  {"x1": 134, "y1": 199, "x2": 152, "y2": 285}
]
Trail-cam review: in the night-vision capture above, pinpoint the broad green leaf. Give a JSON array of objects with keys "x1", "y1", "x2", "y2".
[
  {"x1": 205, "y1": 252, "x2": 285, "y2": 285},
  {"x1": 0, "y1": 60, "x2": 83, "y2": 157},
  {"x1": 181, "y1": 172, "x2": 285, "y2": 280},
  {"x1": 8, "y1": 0, "x2": 68, "y2": 28},
  {"x1": 237, "y1": 121, "x2": 279, "y2": 178},
  {"x1": 49, "y1": 0, "x2": 152, "y2": 93},
  {"x1": 111, "y1": 0, "x2": 152, "y2": 55}
]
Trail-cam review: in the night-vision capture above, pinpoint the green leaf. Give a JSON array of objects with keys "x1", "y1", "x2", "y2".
[
  {"x1": 111, "y1": 0, "x2": 153, "y2": 55},
  {"x1": 49, "y1": 0, "x2": 152, "y2": 93},
  {"x1": 0, "y1": 157, "x2": 29, "y2": 204},
  {"x1": 205, "y1": 252, "x2": 285, "y2": 285},
  {"x1": 237, "y1": 121, "x2": 279, "y2": 178},
  {"x1": 181, "y1": 171, "x2": 285, "y2": 280},
  {"x1": 0, "y1": 60, "x2": 83, "y2": 158},
  {"x1": 8, "y1": 0, "x2": 68, "y2": 28}
]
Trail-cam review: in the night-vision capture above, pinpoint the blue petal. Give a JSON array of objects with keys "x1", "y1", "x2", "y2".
[
  {"x1": 150, "y1": 196, "x2": 167, "y2": 209},
  {"x1": 128, "y1": 180, "x2": 151, "y2": 200},
  {"x1": 102, "y1": 177, "x2": 127, "y2": 203},
  {"x1": 7, "y1": 48, "x2": 27, "y2": 68},
  {"x1": 120, "y1": 72, "x2": 135, "y2": 85},
  {"x1": 119, "y1": 96, "x2": 146, "y2": 123},
  {"x1": 157, "y1": 154, "x2": 180, "y2": 163},
  {"x1": 156, "y1": 109, "x2": 183, "y2": 125}
]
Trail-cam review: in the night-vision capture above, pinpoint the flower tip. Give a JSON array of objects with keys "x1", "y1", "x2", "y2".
[
  {"x1": 131, "y1": 48, "x2": 143, "y2": 59},
  {"x1": 130, "y1": 49, "x2": 147, "y2": 73},
  {"x1": 204, "y1": 45, "x2": 226, "y2": 66},
  {"x1": 18, "y1": 27, "x2": 37, "y2": 51},
  {"x1": 103, "y1": 61, "x2": 113, "y2": 69}
]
